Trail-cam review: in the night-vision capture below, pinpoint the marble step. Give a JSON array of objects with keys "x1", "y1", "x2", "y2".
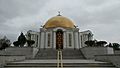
[
  {"x1": 5, "y1": 63, "x2": 115, "y2": 67},
  {"x1": 35, "y1": 56, "x2": 85, "y2": 59},
  {"x1": 4, "y1": 59, "x2": 116, "y2": 68},
  {"x1": 35, "y1": 49, "x2": 85, "y2": 59},
  {"x1": 4, "y1": 67, "x2": 116, "y2": 68}
]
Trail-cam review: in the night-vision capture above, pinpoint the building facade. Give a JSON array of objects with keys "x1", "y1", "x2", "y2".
[{"x1": 26, "y1": 15, "x2": 93, "y2": 49}]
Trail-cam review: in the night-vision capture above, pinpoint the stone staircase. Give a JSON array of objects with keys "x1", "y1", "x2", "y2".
[
  {"x1": 35, "y1": 48, "x2": 85, "y2": 59},
  {"x1": 4, "y1": 48, "x2": 116, "y2": 68},
  {"x1": 4, "y1": 59, "x2": 116, "y2": 68}
]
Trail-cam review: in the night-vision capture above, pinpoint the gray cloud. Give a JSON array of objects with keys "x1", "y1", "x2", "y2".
[{"x1": 0, "y1": 0, "x2": 120, "y2": 43}]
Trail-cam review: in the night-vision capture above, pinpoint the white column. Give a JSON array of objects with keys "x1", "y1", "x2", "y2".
[
  {"x1": 44, "y1": 32, "x2": 47, "y2": 48},
  {"x1": 71, "y1": 32, "x2": 74, "y2": 48},
  {"x1": 53, "y1": 31, "x2": 56, "y2": 49},
  {"x1": 79, "y1": 33, "x2": 82, "y2": 48},
  {"x1": 33, "y1": 34, "x2": 36, "y2": 47},
  {"x1": 50, "y1": 32, "x2": 52, "y2": 48},
  {"x1": 63, "y1": 31, "x2": 66, "y2": 48},
  {"x1": 40, "y1": 32, "x2": 44, "y2": 48},
  {"x1": 78, "y1": 33, "x2": 80, "y2": 49},
  {"x1": 73, "y1": 32, "x2": 76, "y2": 48},
  {"x1": 75, "y1": 32, "x2": 79, "y2": 49},
  {"x1": 82, "y1": 34, "x2": 85, "y2": 47},
  {"x1": 80, "y1": 34, "x2": 84, "y2": 48},
  {"x1": 52, "y1": 32, "x2": 54, "y2": 48},
  {"x1": 38, "y1": 33, "x2": 41, "y2": 48},
  {"x1": 66, "y1": 32, "x2": 69, "y2": 48}
]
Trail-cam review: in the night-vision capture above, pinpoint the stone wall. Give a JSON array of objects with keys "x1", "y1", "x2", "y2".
[
  {"x1": 114, "y1": 50, "x2": 120, "y2": 54},
  {"x1": 81, "y1": 47, "x2": 114, "y2": 59},
  {"x1": 0, "y1": 55, "x2": 25, "y2": 68},
  {"x1": 0, "y1": 47, "x2": 38, "y2": 59},
  {"x1": 95, "y1": 54, "x2": 120, "y2": 68}
]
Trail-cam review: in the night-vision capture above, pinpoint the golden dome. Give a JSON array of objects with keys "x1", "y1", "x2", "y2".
[{"x1": 44, "y1": 15, "x2": 75, "y2": 29}]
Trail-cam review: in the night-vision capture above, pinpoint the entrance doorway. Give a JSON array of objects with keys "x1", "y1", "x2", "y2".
[{"x1": 56, "y1": 29, "x2": 63, "y2": 49}]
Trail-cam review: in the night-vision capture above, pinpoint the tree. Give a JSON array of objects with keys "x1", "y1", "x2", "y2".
[
  {"x1": 106, "y1": 43, "x2": 112, "y2": 47},
  {"x1": 0, "y1": 36, "x2": 11, "y2": 50},
  {"x1": 18, "y1": 32, "x2": 27, "y2": 47},
  {"x1": 96, "y1": 41, "x2": 107, "y2": 47},
  {"x1": 27, "y1": 40, "x2": 35, "y2": 47},
  {"x1": 13, "y1": 41, "x2": 20, "y2": 47},
  {"x1": 85, "y1": 40, "x2": 96, "y2": 47},
  {"x1": 13, "y1": 32, "x2": 27, "y2": 47},
  {"x1": 112, "y1": 43, "x2": 120, "y2": 50}
]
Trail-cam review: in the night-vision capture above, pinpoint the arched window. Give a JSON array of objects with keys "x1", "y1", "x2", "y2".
[
  {"x1": 48, "y1": 33, "x2": 50, "y2": 46},
  {"x1": 69, "y1": 33, "x2": 72, "y2": 46}
]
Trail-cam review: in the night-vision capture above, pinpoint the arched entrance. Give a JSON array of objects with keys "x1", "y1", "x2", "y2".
[{"x1": 56, "y1": 29, "x2": 63, "y2": 49}]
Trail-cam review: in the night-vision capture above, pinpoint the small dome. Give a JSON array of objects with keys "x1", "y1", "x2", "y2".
[{"x1": 44, "y1": 15, "x2": 75, "y2": 29}]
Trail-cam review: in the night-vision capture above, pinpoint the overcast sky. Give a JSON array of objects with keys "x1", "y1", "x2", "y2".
[{"x1": 0, "y1": 0, "x2": 120, "y2": 43}]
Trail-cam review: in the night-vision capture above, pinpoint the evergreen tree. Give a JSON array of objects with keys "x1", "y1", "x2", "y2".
[
  {"x1": 13, "y1": 32, "x2": 27, "y2": 47},
  {"x1": 96, "y1": 41, "x2": 107, "y2": 47},
  {"x1": 85, "y1": 40, "x2": 96, "y2": 47},
  {"x1": 0, "y1": 36, "x2": 11, "y2": 50},
  {"x1": 112, "y1": 43, "x2": 120, "y2": 50}
]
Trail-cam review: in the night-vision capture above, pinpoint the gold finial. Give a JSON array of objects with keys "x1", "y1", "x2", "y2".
[{"x1": 57, "y1": 11, "x2": 61, "y2": 16}]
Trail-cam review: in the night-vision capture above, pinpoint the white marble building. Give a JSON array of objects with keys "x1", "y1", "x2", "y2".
[{"x1": 26, "y1": 14, "x2": 93, "y2": 49}]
